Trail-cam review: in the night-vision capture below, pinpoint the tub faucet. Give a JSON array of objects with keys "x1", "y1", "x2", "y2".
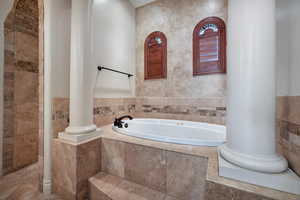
[{"x1": 114, "y1": 115, "x2": 133, "y2": 128}]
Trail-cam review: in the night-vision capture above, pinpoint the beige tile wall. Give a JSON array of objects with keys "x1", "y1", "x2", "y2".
[
  {"x1": 135, "y1": 0, "x2": 228, "y2": 98},
  {"x1": 3, "y1": 0, "x2": 39, "y2": 175},
  {"x1": 52, "y1": 97, "x2": 226, "y2": 138},
  {"x1": 101, "y1": 138, "x2": 208, "y2": 200},
  {"x1": 52, "y1": 138, "x2": 101, "y2": 200},
  {"x1": 52, "y1": 96, "x2": 300, "y2": 178},
  {"x1": 276, "y1": 96, "x2": 300, "y2": 176}
]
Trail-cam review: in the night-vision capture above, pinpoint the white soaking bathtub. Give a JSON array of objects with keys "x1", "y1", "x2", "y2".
[{"x1": 112, "y1": 118, "x2": 226, "y2": 146}]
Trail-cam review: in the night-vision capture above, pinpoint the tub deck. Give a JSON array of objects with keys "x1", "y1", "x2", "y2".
[{"x1": 99, "y1": 125, "x2": 300, "y2": 200}]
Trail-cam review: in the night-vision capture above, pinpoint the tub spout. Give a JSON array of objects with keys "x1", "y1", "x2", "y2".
[{"x1": 114, "y1": 115, "x2": 133, "y2": 128}]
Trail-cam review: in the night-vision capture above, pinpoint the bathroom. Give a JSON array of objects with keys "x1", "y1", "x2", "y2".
[{"x1": 0, "y1": 0, "x2": 300, "y2": 199}]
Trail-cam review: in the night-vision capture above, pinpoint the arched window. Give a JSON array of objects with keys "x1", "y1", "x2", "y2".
[
  {"x1": 193, "y1": 17, "x2": 226, "y2": 76},
  {"x1": 144, "y1": 31, "x2": 167, "y2": 80}
]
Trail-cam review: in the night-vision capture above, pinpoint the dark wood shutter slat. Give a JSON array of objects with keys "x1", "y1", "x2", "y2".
[
  {"x1": 193, "y1": 17, "x2": 226, "y2": 76},
  {"x1": 144, "y1": 32, "x2": 167, "y2": 80}
]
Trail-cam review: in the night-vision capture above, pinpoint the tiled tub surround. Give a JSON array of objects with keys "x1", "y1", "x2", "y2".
[
  {"x1": 3, "y1": 0, "x2": 39, "y2": 175},
  {"x1": 93, "y1": 126, "x2": 300, "y2": 200},
  {"x1": 51, "y1": 126, "x2": 300, "y2": 200},
  {"x1": 277, "y1": 96, "x2": 300, "y2": 176},
  {"x1": 52, "y1": 97, "x2": 226, "y2": 137},
  {"x1": 135, "y1": 0, "x2": 227, "y2": 98}
]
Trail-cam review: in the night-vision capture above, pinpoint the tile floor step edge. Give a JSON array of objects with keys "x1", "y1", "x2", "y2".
[{"x1": 89, "y1": 172, "x2": 179, "y2": 200}]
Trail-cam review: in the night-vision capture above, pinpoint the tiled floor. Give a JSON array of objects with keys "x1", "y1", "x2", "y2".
[{"x1": 0, "y1": 164, "x2": 62, "y2": 200}]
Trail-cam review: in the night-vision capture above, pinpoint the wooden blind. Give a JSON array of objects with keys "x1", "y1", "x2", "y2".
[
  {"x1": 193, "y1": 17, "x2": 226, "y2": 76},
  {"x1": 144, "y1": 31, "x2": 167, "y2": 80}
]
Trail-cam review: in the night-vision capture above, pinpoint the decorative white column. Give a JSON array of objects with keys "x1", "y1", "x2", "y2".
[
  {"x1": 59, "y1": 0, "x2": 100, "y2": 143},
  {"x1": 219, "y1": 0, "x2": 287, "y2": 173}
]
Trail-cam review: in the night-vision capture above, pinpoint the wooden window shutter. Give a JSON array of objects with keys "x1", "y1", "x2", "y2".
[
  {"x1": 193, "y1": 17, "x2": 226, "y2": 76},
  {"x1": 144, "y1": 31, "x2": 167, "y2": 80}
]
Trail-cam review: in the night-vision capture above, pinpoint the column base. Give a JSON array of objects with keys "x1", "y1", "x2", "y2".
[
  {"x1": 59, "y1": 128, "x2": 102, "y2": 143},
  {"x1": 65, "y1": 124, "x2": 97, "y2": 134},
  {"x1": 218, "y1": 152, "x2": 300, "y2": 195},
  {"x1": 52, "y1": 137, "x2": 101, "y2": 199},
  {"x1": 219, "y1": 144, "x2": 288, "y2": 173},
  {"x1": 43, "y1": 179, "x2": 52, "y2": 195}
]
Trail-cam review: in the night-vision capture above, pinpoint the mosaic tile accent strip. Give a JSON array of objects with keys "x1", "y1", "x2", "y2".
[
  {"x1": 139, "y1": 105, "x2": 225, "y2": 117},
  {"x1": 52, "y1": 98, "x2": 69, "y2": 138}
]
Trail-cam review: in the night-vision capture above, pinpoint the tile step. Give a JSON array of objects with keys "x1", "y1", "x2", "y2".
[{"x1": 89, "y1": 172, "x2": 178, "y2": 200}]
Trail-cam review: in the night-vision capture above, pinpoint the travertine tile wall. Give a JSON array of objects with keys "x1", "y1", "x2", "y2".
[
  {"x1": 52, "y1": 97, "x2": 226, "y2": 137},
  {"x1": 52, "y1": 98, "x2": 137, "y2": 138},
  {"x1": 135, "y1": 0, "x2": 228, "y2": 98},
  {"x1": 52, "y1": 96, "x2": 300, "y2": 178},
  {"x1": 3, "y1": 0, "x2": 39, "y2": 175},
  {"x1": 101, "y1": 138, "x2": 208, "y2": 200},
  {"x1": 276, "y1": 96, "x2": 300, "y2": 176},
  {"x1": 3, "y1": 10, "x2": 15, "y2": 175},
  {"x1": 135, "y1": 97, "x2": 226, "y2": 125},
  {"x1": 52, "y1": 138, "x2": 101, "y2": 200},
  {"x1": 52, "y1": 98, "x2": 70, "y2": 138}
]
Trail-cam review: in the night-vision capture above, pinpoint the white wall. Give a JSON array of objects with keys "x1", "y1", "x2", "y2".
[
  {"x1": 49, "y1": 0, "x2": 71, "y2": 98},
  {"x1": 0, "y1": 0, "x2": 14, "y2": 177},
  {"x1": 276, "y1": 0, "x2": 290, "y2": 96},
  {"x1": 288, "y1": 0, "x2": 300, "y2": 96},
  {"x1": 93, "y1": 0, "x2": 136, "y2": 98},
  {"x1": 276, "y1": 0, "x2": 300, "y2": 96},
  {"x1": 129, "y1": 0, "x2": 157, "y2": 8}
]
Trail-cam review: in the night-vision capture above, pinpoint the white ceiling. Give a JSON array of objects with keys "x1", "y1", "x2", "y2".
[{"x1": 129, "y1": 0, "x2": 157, "y2": 8}]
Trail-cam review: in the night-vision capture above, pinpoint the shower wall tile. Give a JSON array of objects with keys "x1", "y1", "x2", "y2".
[
  {"x1": 3, "y1": 0, "x2": 40, "y2": 175},
  {"x1": 15, "y1": 31, "x2": 38, "y2": 65},
  {"x1": 3, "y1": 11, "x2": 15, "y2": 30},
  {"x1": 276, "y1": 96, "x2": 300, "y2": 176},
  {"x1": 4, "y1": 28, "x2": 15, "y2": 52},
  {"x1": 3, "y1": 9, "x2": 16, "y2": 175},
  {"x1": 14, "y1": 0, "x2": 39, "y2": 37},
  {"x1": 13, "y1": 71, "x2": 39, "y2": 170},
  {"x1": 4, "y1": 50, "x2": 15, "y2": 72},
  {"x1": 14, "y1": 71, "x2": 38, "y2": 104}
]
